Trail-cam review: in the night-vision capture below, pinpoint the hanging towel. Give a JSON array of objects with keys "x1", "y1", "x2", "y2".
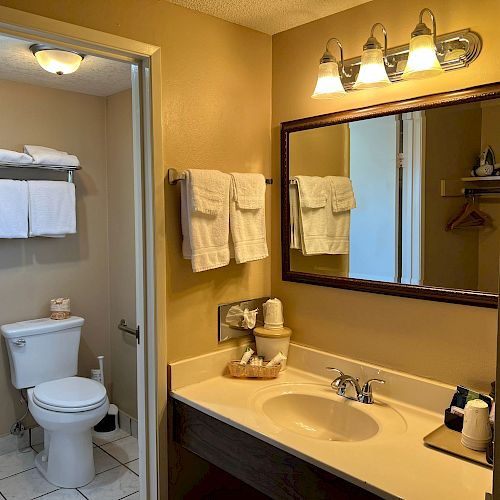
[
  {"x1": 0, "y1": 180, "x2": 29, "y2": 238},
  {"x1": 0, "y1": 149, "x2": 33, "y2": 164},
  {"x1": 28, "y1": 181, "x2": 76, "y2": 237},
  {"x1": 294, "y1": 175, "x2": 351, "y2": 255},
  {"x1": 181, "y1": 169, "x2": 231, "y2": 272},
  {"x1": 229, "y1": 173, "x2": 268, "y2": 264},
  {"x1": 289, "y1": 183, "x2": 302, "y2": 250},
  {"x1": 328, "y1": 176, "x2": 356, "y2": 212},
  {"x1": 24, "y1": 145, "x2": 80, "y2": 167}
]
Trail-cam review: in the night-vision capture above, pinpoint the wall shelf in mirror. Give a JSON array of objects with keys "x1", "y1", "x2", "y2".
[
  {"x1": 0, "y1": 161, "x2": 80, "y2": 183},
  {"x1": 281, "y1": 82, "x2": 500, "y2": 308}
]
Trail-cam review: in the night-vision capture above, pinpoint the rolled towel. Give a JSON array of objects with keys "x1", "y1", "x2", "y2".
[
  {"x1": 229, "y1": 172, "x2": 268, "y2": 264},
  {"x1": 0, "y1": 149, "x2": 33, "y2": 164},
  {"x1": 181, "y1": 169, "x2": 231, "y2": 272},
  {"x1": 28, "y1": 180, "x2": 76, "y2": 237},
  {"x1": 24, "y1": 145, "x2": 80, "y2": 167},
  {"x1": 0, "y1": 180, "x2": 29, "y2": 238}
]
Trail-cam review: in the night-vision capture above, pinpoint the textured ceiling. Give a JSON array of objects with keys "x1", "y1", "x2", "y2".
[
  {"x1": 0, "y1": 35, "x2": 131, "y2": 97},
  {"x1": 167, "y1": 0, "x2": 372, "y2": 35}
]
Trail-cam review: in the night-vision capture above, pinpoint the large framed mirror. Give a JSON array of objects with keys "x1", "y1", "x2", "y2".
[{"x1": 281, "y1": 83, "x2": 500, "y2": 308}]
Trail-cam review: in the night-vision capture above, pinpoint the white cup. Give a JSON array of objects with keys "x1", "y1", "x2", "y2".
[
  {"x1": 263, "y1": 298, "x2": 284, "y2": 329},
  {"x1": 461, "y1": 399, "x2": 491, "y2": 451}
]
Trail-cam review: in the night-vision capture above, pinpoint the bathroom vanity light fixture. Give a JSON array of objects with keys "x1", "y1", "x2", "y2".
[
  {"x1": 31, "y1": 45, "x2": 84, "y2": 75},
  {"x1": 353, "y1": 23, "x2": 392, "y2": 89},
  {"x1": 311, "y1": 38, "x2": 347, "y2": 99},
  {"x1": 311, "y1": 7, "x2": 481, "y2": 98}
]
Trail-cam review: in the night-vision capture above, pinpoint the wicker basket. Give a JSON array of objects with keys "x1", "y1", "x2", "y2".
[{"x1": 227, "y1": 361, "x2": 281, "y2": 379}]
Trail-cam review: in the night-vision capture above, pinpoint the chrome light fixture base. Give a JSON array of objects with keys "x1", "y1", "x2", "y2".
[{"x1": 340, "y1": 28, "x2": 481, "y2": 90}]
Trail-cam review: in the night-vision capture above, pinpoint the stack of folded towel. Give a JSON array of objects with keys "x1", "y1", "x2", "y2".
[
  {"x1": 181, "y1": 169, "x2": 268, "y2": 272},
  {"x1": 0, "y1": 179, "x2": 76, "y2": 239},
  {"x1": 290, "y1": 175, "x2": 356, "y2": 255},
  {"x1": 0, "y1": 145, "x2": 80, "y2": 167}
]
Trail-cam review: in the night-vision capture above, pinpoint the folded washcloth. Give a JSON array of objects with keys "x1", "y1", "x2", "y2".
[
  {"x1": 24, "y1": 145, "x2": 80, "y2": 167},
  {"x1": 293, "y1": 176, "x2": 327, "y2": 208},
  {"x1": 328, "y1": 176, "x2": 356, "y2": 212},
  {"x1": 229, "y1": 173, "x2": 268, "y2": 264},
  {"x1": 0, "y1": 149, "x2": 33, "y2": 164},
  {"x1": 181, "y1": 169, "x2": 231, "y2": 272},
  {"x1": 28, "y1": 180, "x2": 76, "y2": 237},
  {"x1": 0, "y1": 180, "x2": 28, "y2": 238}
]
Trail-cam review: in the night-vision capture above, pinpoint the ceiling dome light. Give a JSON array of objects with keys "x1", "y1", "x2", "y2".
[
  {"x1": 31, "y1": 45, "x2": 84, "y2": 75},
  {"x1": 312, "y1": 38, "x2": 347, "y2": 99},
  {"x1": 402, "y1": 8, "x2": 443, "y2": 80},
  {"x1": 354, "y1": 23, "x2": 391, "y2": 89}
]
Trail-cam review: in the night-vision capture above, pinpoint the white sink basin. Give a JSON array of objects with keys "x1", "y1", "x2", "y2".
[{"x1": 252, "y1": 383, "x2": 406, "y2": 442}]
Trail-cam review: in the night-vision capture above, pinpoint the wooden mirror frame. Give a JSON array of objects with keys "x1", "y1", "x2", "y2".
[{"x1": 281, "y1": 82, "x2": 500, "y2": 308}]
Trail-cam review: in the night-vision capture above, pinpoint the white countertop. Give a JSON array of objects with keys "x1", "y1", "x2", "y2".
[{"x1": 170, "y1": 344, "x2": 492, "y2": 500}]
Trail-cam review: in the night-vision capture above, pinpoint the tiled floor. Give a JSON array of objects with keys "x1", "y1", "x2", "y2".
[{"x1": 0, "y1": 431, "x2": 139, "y2": 500}]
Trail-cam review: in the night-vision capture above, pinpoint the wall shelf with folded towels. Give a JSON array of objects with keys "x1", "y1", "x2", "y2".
[
  {"x1": 167, "y1": 168, "x2": 273, "y2": 185},
  {"x1": 0, "y1": 162, "x2": 81, "y2": 183}
]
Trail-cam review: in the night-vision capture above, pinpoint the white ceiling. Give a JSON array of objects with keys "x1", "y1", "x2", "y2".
[
  {"x1": 0, "y1": 35, "x2": 131, "y2": 97},
  {"x1": 167, "y1": 0, "x2": 372, "y2": 35}
]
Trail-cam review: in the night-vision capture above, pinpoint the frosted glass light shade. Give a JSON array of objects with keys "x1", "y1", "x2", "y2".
[
  {"x1": 353, "y1": 48, "x2": 391, "y2": 89},
  {"x1": 34, "y1": 49, "x2": 83, "y2": 75},
  {"x1": 402, "y1": 34, "x2": 443, "y2": 80},
  {"x1": 311, "y1": 61, "x2": 346, "y2": 99}
]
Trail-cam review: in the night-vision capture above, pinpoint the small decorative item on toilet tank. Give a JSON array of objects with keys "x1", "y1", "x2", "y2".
[{"x1": 50, "y1": 297, "x2": 71, "y2": 320}]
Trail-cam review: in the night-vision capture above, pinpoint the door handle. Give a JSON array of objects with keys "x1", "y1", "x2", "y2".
[{"x1": 118, "y1": 319, "x2": 140, "y2": 344}]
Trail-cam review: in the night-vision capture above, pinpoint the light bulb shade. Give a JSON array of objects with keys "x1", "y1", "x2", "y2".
[
  {"x1": 32, "y1": 47, "x2": 83, "y2": 75},
  {"x1": 311, "y1": 61, "x2": 346, "y2": 99},
  {"x1": 353, "y1": 48, "x2": 391, "y2": 89},
  {"x1": 402, "y1": 34, "x2": 443, "y2": 80}
]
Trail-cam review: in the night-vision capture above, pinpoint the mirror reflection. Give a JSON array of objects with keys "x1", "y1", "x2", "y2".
[{"x1": 288, "y1": 98, "x2": 500, "y2": 294}]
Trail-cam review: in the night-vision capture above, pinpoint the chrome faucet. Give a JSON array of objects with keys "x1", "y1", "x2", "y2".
[{"x1": 326, "y1": 367, "x2": 385, "y2": 404}]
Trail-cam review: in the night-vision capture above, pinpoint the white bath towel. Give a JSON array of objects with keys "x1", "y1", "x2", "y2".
[
  {"x1": 294, "y1": 175, "x2": 351, "y2": 255},
  {"x1": 0, "y1": 149, "x2": 33, "y2": 164},
  {"x1": 328, "y1": 176, "x2": 356, "y2": 212},
  {"x1": 0, "y1": 180, "x2": 29, "y2": 238},
  {"x1": 28, "y1": 181, "x2": 76, "y2": 237},
  {"x1": 24, "y1": 145, "x2": 80, "y2": 167},
  {"x1": 289, "y1": 183, "x2": 302, "y2": 250},
  {"x1": 229, "y1": 173, "x2": 268, "y2": 264},
  {"x1": 181, "y1": 169, "x2": 231, "y2": 272}
]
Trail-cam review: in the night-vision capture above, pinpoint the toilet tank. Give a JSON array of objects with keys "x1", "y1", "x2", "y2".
[{"x1": 0, "y1": 316, "x2": 84, "y2": 389}]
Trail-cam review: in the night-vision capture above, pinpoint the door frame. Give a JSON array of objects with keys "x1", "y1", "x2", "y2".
[{"x1": 0, "y1": 6, "x2": 166, "y2": 498}]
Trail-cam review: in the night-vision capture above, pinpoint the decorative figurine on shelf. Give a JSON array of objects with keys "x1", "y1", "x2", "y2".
[{"x1": 471, "y1": 145, "x2": 496, "y2": 177}]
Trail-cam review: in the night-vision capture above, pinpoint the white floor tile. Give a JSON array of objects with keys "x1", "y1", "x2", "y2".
[
  {"x1": 0, "y1": 434, "x2": 18, "y2": 456},
  {"x1": 77, "y1": 465, "x2": 138, "y2": 500},
  {"x1": 36, "y1": 490, "x2": 86, "y2": 499},
  {"x1": 124, "y1": 459, "x2": 139, "y2": 475},
  {"x1": 93, "y1": 447, "x2": 120, "y2": 474},
  {"x1": 101, "y1": 436, "x2": 138, "y2": 464},
  {"x1": 0, "y1": 449, "x2": 36, "y2": 480},
  {"x1": 0, "y1": 467, "x2": 58, "y2": 500},
  {"x1": 92, "y1": 428, "x2": 129, "y2": 447}
]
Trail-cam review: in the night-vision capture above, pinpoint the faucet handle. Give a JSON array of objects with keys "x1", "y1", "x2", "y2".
[{"x1": 360, "y1": 378, "x2": 385, "y2": 404}]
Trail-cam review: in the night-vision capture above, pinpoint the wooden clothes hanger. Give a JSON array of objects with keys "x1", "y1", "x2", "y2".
[{"x1": 446, "y1": 195, "x2": 491, "y2": 231}]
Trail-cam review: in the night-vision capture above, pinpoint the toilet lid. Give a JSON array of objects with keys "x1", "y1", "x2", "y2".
[{"x1": 33, "y1": 377, "x2": 107, "y2": 413}]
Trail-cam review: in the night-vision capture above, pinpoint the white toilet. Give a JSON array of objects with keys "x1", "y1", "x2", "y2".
[{"x1": 1, "y1": 316, "x2": 109, "y2": 488}]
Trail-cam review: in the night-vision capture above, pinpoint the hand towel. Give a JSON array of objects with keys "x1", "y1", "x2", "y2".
[
  {"x1": 294, "y1": 175, "x2": 351, "y2": 255},
  {"x1": 229, "y1": 173, "x2": 268, "y2": 264},
  {"x1": 24, "y1": 145, "x2": 80, "y2": 167},
  {"x1": 181, "y1": 169, "x2": 231, "y2": 272},
  {"x1": 28, "y1": 180, "x2": 76, "y2": 237},
  {"x1": 0, "y1": 149, "x2": 33, "y2": 164},
  {"x1": 0, "y1": 180, "x2": 28, "y2": 238},
  {"x1": 328, "y1": 176, "x2": 356, "y2": 212},
  {"x1": 289, "y1": 183, "x2": 302, "y2": 250}
]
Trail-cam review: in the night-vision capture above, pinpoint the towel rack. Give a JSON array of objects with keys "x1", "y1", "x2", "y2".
[
  {"x1": 168, "y1": 168, "x2": 273, "y2": 185},
  {"x1": 0, "y1": 162, "x2": 81, "y2": 183}
]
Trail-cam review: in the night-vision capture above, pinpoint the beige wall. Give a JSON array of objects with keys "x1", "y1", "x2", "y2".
[
  {"x1": 0, "y1": 80, "x2": 110, "y2": 435},
  {"x1": 272, "y1": 0, "x2": 499, "y2": 390},
  {"x1": 106, "y1": 89, "x2": 137, "y2": 419}
]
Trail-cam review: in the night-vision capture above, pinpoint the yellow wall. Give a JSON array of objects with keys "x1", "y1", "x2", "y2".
[
  {"x1": 272, "y1": 0, "x2": 499, "y2": 390},
  {"x1": 0, "y1": 79, "x2": 110, "y2": 435}
]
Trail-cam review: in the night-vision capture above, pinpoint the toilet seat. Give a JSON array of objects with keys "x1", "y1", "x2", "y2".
[{"x1": 33, "y1": 376, "x2": 107, "y2": 413}]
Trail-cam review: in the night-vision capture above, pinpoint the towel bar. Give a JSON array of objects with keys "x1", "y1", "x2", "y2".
[
  {"x1": 168, "y1": 167, "x2": 272, "y2": 185},
  {"x1": 0, "y1": 161, "x2": 80, "y2": 183}
]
